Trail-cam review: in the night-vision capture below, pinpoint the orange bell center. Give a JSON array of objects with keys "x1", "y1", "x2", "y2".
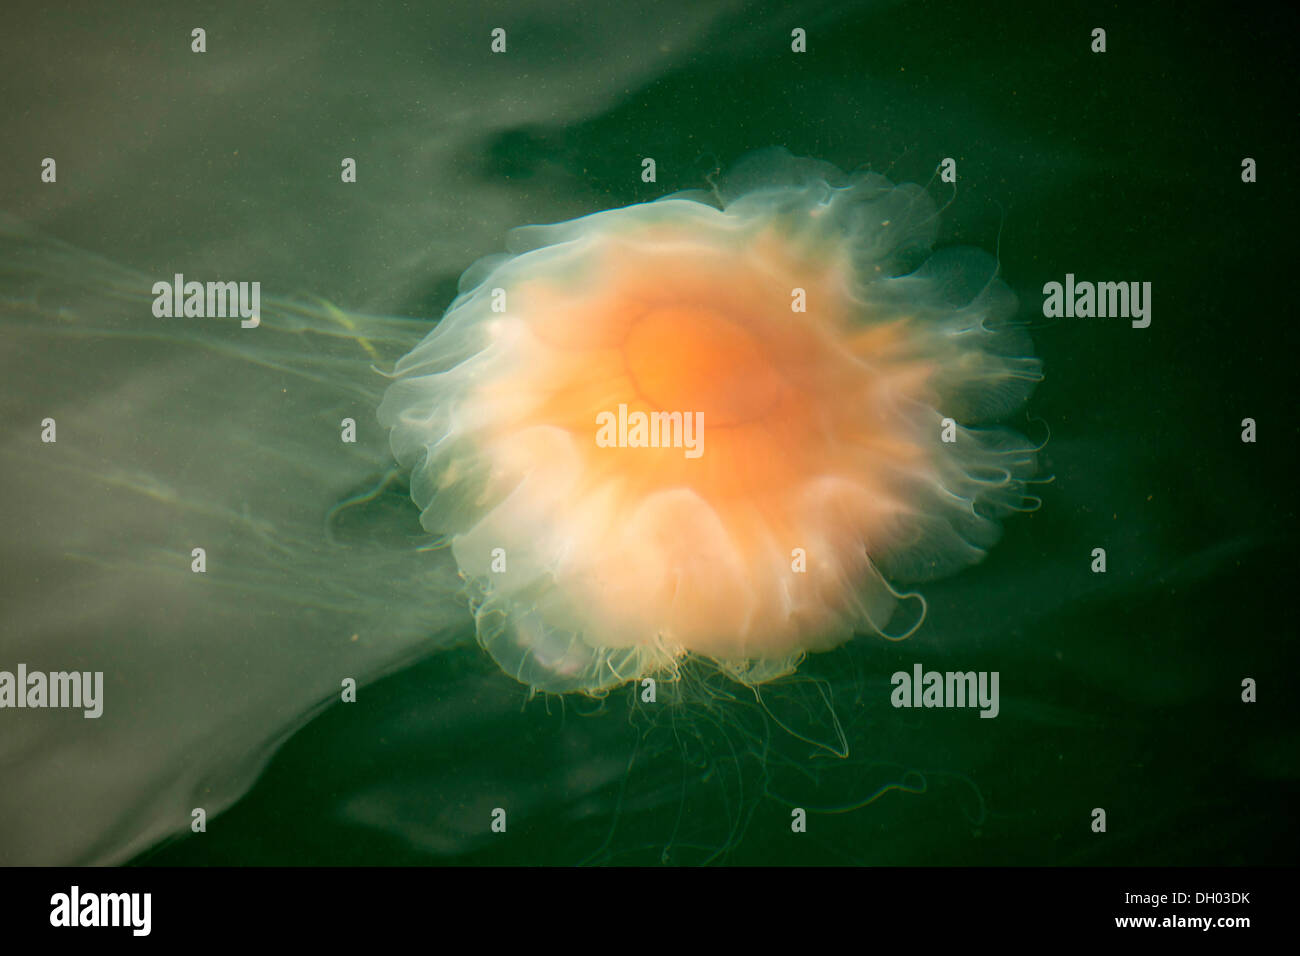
[{"x1": 623, "y1": 306, "x2": 785, "y2": 427}]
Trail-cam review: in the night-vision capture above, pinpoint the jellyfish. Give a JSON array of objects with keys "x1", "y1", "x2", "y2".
[
  {"x1": 0, "y1": 149, "x2": 1040, "y2": 864},
  {"x1": 379, "y1": 148, "x2": 1043, "y2": 695}
]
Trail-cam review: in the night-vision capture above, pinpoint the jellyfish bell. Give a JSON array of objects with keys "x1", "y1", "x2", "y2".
[{"x1": 379, "y1": 148, "x2": 1044, "y2": 696}]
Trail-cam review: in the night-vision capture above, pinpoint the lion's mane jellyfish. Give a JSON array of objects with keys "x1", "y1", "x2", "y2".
[{"x1": 380, "y1": 149, "x2": 1043, "y2": 695}]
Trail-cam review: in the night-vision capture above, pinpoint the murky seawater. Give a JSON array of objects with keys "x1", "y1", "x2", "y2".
[{"x1": 1, "y1": 0, "x2": 1295, "y2": 865}]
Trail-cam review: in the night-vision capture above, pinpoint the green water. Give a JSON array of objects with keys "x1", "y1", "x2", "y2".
[{"x1": 3, "y1": 0, "x2": 1295, "y2": 865}]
